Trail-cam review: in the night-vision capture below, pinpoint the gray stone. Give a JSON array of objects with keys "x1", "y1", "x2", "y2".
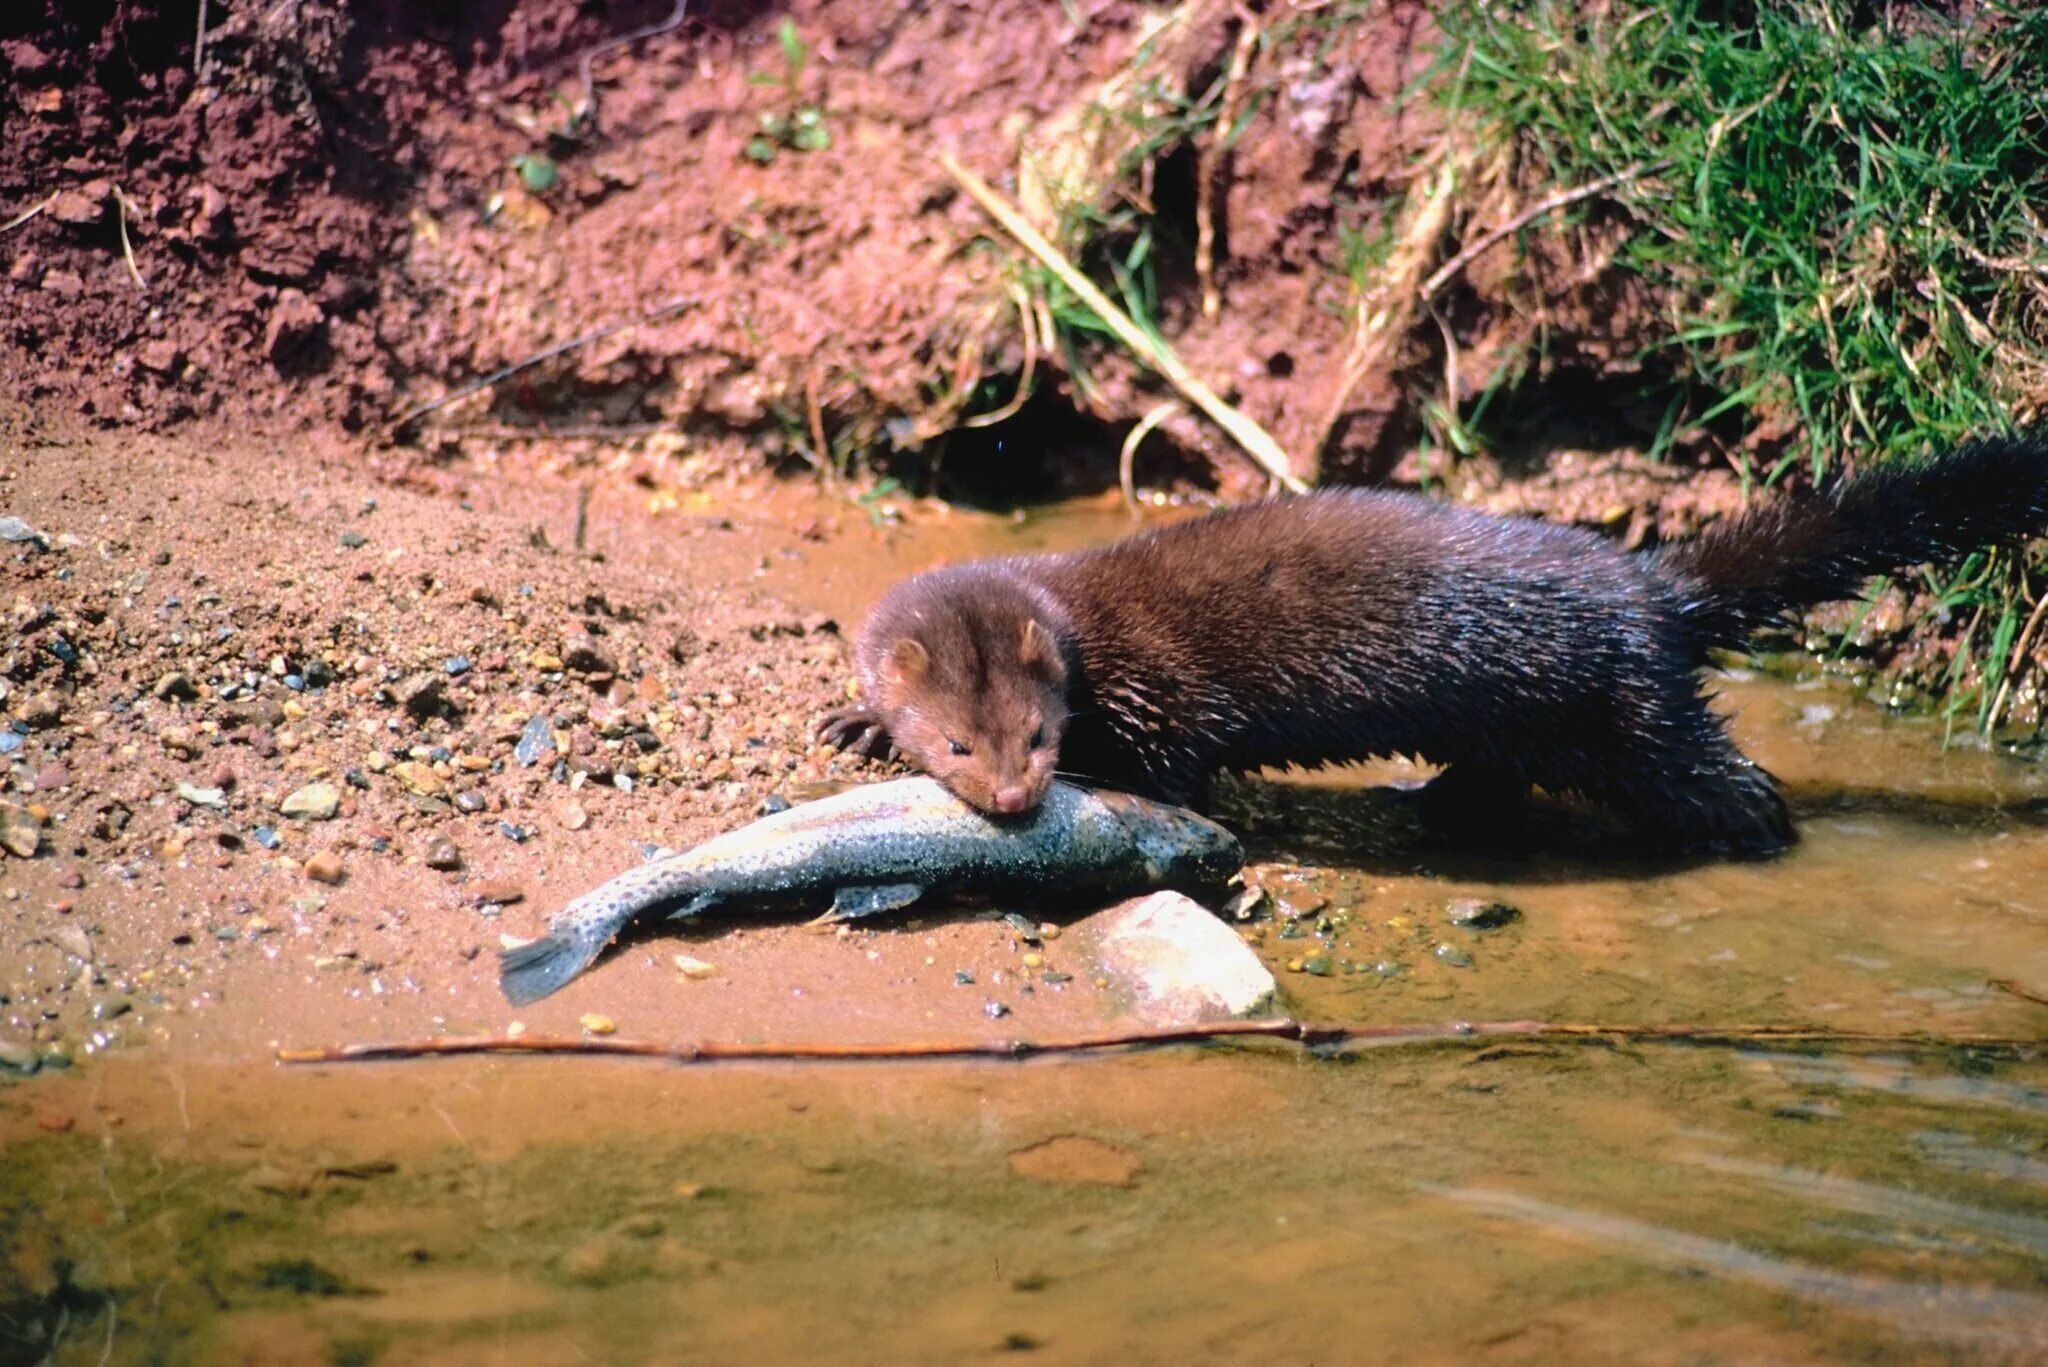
[{"x1": 1085, "y1": 891, "x2": 1278, "y2": 1026}]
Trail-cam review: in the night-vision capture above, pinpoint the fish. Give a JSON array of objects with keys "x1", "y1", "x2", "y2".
[{"x1": 498, "y1": 776, "x2": 1245, "y2": 1005}]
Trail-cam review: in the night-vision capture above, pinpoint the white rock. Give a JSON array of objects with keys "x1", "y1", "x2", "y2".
[{"x1": 1086, "y1": 891, "x2": 1277, "y2": 1026}]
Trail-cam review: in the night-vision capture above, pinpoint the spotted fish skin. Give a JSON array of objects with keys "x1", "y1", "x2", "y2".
[{"x1": 497, "y1": 777, "x2": 1242, "y2": 1005}]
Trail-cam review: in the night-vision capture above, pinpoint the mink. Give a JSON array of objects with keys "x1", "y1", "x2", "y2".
[{"x1": 819, "y1": 433, "x2": 2048, "y2": 855}]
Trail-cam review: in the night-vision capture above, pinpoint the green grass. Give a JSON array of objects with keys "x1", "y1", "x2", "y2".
[{"x1": 1434, "y1": 0, "x2": 2048, "y2": 729}]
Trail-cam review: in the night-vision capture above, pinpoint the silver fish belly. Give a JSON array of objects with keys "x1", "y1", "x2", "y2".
[{"x1": 498, "y1": 777, "x2": 1242, "y2": 1005}]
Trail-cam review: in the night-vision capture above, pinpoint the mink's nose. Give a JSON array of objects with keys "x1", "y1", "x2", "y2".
[{"x1": 993, "y1": 786, "x2": 1030, "y2": 814}]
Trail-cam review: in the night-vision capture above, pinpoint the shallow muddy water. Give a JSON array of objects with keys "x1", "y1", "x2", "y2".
[{"x1": 7, "y1": 486, "x2": 2048, "y2": 1364}]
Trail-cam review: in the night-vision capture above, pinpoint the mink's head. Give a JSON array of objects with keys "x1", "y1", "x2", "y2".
[{"x1": 863, "y1": 571, "x2": 1071, "y2": 816}]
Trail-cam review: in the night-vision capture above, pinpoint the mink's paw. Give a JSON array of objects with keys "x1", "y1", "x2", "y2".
[{"x1": 816, "y1": 705, "x2": 896, "y2": 760}]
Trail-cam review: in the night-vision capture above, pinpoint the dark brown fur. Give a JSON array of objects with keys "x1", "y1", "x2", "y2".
[{"x1": 820, "y1": 434, "x2": 2048, "y2": 854}]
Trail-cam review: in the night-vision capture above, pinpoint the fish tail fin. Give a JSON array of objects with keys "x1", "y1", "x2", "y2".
[{"x1": 498, "y1": 928, "x2": 607, "y2": 1006}]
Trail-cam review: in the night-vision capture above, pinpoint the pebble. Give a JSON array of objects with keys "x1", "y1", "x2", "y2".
[
  {"x1": 424, "y1": 837, "x2": 462, "y2": 871},
  {"x1": 0, "y1": 1037, "x2": 38, "y2": 1073},
  {"x1": 560, "y1": 801, "x2": 589, "y2": 831},
  {"x1": 673, "y1": 955, "x2": 718, "y2": 979},
  {"x1": 580, "y1": 1013, "x2": 616, "y2": 1035},
  {"x1": 19, "y1": 690, "x2": 63, "y2": 729},
  {"x1": 0, "y1": 803, "x2": 40, "y2": 858},
  {"x1": 89, "y1": 995, "x2": 133, "y2": 1022},
  {"x1": 530, "y1": 651, "x2": 565, "y2": 673},
  {"x1": 471, "y1": 880, "x2": 525, "y2": 906},
  {"x1": 31, "y1": 762, "x2": 69, "y2": 792},
  {"x1": 51, "y1": 925, "x2": 91, "y2": 960},
  {"x1": 392, "y1": 761, "x2": 445, "y2": 796},
  {"x1": 280, "y1": 782, "x2": 341, "y2": 820},
  {"x1": 152, "y1": 671, "x2": 199, "y2": 702},
  {"x1": 340, "y1": 531, "x2": 368, "y2": 549},
  {"x1": 1432, "y1": 944, "x2": 1474, "y2": 969},
  {"x1": 563, "y1": 637, "x2": 617, "y2": 675},
  {"x1": 444, "y1": 656, "x2": 473, "y2": 676},
  {"x1": 1445, "y1": 899, "x2": 1522, "y2": 931},
  {"x1": 252, "y1": 825, "x2": 282, "y2": 850},
  {"x1": 0, "y1": 730, "x2": 20, "y2": 757},
  {"x1": 304, "y1": 850, "x2": 346, "y2": 884},
  {"x1": 177, "y1": 781, "x2": 229, "y2": 810},
  {"x1": 515, "y1": 714, "x2": 556, "y2": 767},
  {"x1": 453, "y1": 790, "x2": 488, "y2": 814},
  {"x1": 56, "y1": 866, "x2": 83, "y2": 889}
]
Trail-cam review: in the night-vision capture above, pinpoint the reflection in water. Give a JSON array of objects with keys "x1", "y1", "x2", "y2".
[
  {"x1": 1746, "y1": 1052, "x2": 2048, "y2": 1115},
  {"x1": 1430, "y1": 1185, "x2": 2048, "y2": 1352},
  {"x1": 1675, "y1": 1149, "x2": 2048, "y2": 1256}
]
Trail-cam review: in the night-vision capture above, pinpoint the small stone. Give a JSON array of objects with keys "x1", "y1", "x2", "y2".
[
  {"x1": 153, "y1": 671, "x2": 199, "y2": 702},
  {"x1": 560, "y1": 801, "x2": 589, "y2": 831},
  {"x1": 280, "y1": 783, "x2": 341, "y2": 820},
  {"x1": 580, "y1": 1013, "x2": 616, "y2": 1036},
  {"x1": 454, "y1": 790, "x2": 488, "y2": 814},
  {"x1": 137, "y1": 339, "x2": 184, "y2": 375},
  {"x1": 339, "y1": 531, "x2": 367, "y2": 550},
  {"x1": 50, "y1": 924, "x2": 91, "y2": 960},
  {"x1": 304, "y1": 850, "x2": 345, "y2": 884},
  {"x1": 32, "y1": 762, "x2": 69, "y2": 791},
  {"x1": 176, "y1": 781, "x2": 229, "y2": 810},
  {"x1": 252, "y1": 825, "x2": 282, "y2": 850},
  {"x1": 530, "y1": 651, "x2": 565, "y2": 673},
  {"x1": 19, "y1": 690, "x2": 63, "y2": 729},
  {"x1": 56, "y1": 866, "x2": 83, "y2": 889},
  {"x1": 401, "y1": 674, "x2": 455, "y2": 722},
  {"x1": 444, "y1": 656, "x2": 472, "y2": 676},
  {"x1": 89, "y1": 996, "x2": 133, "y2": 1022},
  {"x1": 471, "y1": 880, "x2": 525, "y2": 906},
  {"x1": 0, "y1": 731, "x2": 21, "y2": 757},
  {"x1": 1445, "y1": 899, "x2": 1521, "y2": 931},
  {"x1": 0, "y1": 1037, "x2": 40, "y2": 1073},
  {"x1": 0, "y1": 803, "x2": 41, "y2": 858},
  {"x1": 1301, "y1": 953, "x2": 1334, "y2": 976},
  {"x1": 515, "y1": 714, "x2": 556, "y2": 766},
  {"x1": 563, "y1": 636, "x2": 616, "y2": 676},
  {"x1": 391, "y1": 761, "x2": 444, "y2": 797},
  {"x1": 673, "y1": 955, "x2": 718, "y2": 980},
  {"x1": 424, "y1": 837, "x2": 462, "y2": 871},
  {"x1": 1433, "y1": 944, "x2": 1474, "y2": 969}
]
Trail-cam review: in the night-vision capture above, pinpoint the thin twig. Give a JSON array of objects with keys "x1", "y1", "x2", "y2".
[
  {"x1": 1120, "y1": 401, "x2": 1182, "y2": 520},
  {"x1": 194, "y1": 0, "x2": 210, "y2": 84},
  {"x1": 941, "y1": 151, "x2": 1304, "y2": 493},
  {"x1": 961, "y1": 283, "x2": 1040, "y2": 429},
  {"x1": 1994, "y1": 978, "x2": 2048, "y2": 1009},
  {"x1": 278, "y1": 1017, "x2": 2048, "y2": 1067},
  {"x1": 576, "y1": 0, "x2": 691, "y2": 131},
  {"x1": 389, "y1": 296, "x2": 696, "y2": 434},
  {"x1": 0, "y1": 193, "x2": 55, "y2": 235},
  {"x1": 1197, "y1": 8, "x2": 1261, "y2": 321},
  {"x1": 802, "y1": 368, "x2": 831, "y2": 472},
  {"x1": 573, "y1": 484, "x2": 591, "y2": 553},
  {"x1": 1985, "y1": 588, "x2": 2048, "y2": 730},
  {"x1": 1420, "y1": 158, "x2": 1671, "y2": 300},
  {"x1": 112, "y1": 185, "x2": 146, "y2": 289}
]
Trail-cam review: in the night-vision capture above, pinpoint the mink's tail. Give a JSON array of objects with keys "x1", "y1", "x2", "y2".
[{"x1": 1654, "y1": 432, "x2": 2048, "y2": 652}]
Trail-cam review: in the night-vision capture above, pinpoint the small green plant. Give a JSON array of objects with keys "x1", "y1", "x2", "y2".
[{"x1": 746, "y1": 19, "x2": 831, "y2": 165}]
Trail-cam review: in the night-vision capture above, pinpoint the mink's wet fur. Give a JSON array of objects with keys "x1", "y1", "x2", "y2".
[{"x1": 820, "y1": 434, "x2": 2048, "y2": 855}]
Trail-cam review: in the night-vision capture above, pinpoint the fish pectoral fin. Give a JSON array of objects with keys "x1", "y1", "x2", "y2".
[
  {"x1": 814, "y1": 882, "x2": 925, "y2": 924},
  {"x1": 665, "y1": 891, "x2": 723, "y2": 921}
]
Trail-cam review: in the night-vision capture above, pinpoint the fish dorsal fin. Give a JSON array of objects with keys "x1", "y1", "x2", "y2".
[{"x1": 822, "y1": 882, "x2": 925, "y2": 922}]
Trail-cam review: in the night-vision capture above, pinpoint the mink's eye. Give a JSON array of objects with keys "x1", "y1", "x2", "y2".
[
  {"x1": 1029, "y1": 726, "x2": 1046, "y2": 749},
  {"x1": 948, "y1": 739, "x2": 972, "y2": 757}
]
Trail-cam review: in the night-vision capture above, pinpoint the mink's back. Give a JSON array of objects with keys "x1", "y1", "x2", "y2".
[{"x1": 1004, "y1": 489, "x2": 1697, "y2": 796}]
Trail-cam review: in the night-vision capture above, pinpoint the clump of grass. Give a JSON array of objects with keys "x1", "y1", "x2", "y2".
[
  {"x1": 745, "y1": 18, "x2": 831, "y2": 165},
  {"x1": 1436, "y1": 0, "x2": 2048, "y2": 729}
]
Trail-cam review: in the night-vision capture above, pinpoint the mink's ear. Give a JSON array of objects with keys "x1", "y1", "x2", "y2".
[
  {"x1": 881, "y1": 637, "x2": 929, "y2": 687},
  {"x1": 1019, "y1": 619, "x2": 1065, "y2": 684}
]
